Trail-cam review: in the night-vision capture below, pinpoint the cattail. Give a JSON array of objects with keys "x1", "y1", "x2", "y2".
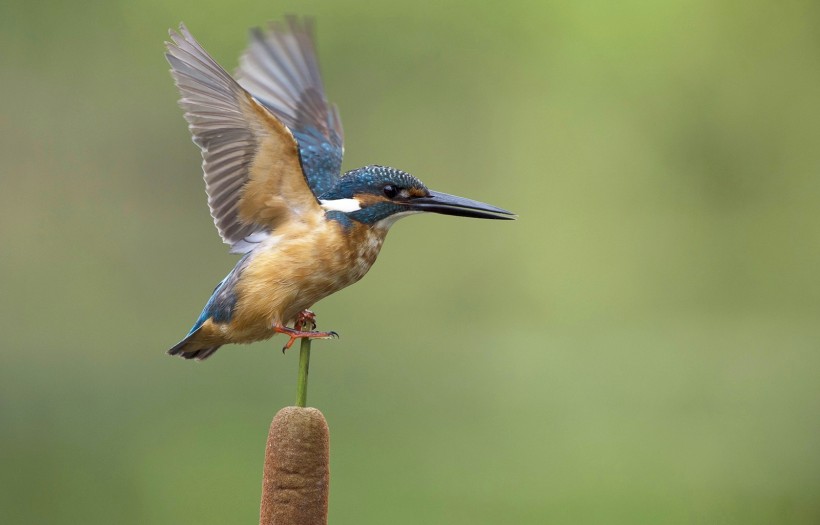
[{"x1": 260, "y1": 406, "x2": 330, "y2": 525}]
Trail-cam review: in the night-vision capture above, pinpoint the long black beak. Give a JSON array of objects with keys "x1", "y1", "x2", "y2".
[{"x1": 408, "y1": 190, "x2": 515, "y2": 220}]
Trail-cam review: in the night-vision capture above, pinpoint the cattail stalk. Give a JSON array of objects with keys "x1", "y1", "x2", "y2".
[{"x1": 296, "y1": 337, "x2": 311, "y2": 407}]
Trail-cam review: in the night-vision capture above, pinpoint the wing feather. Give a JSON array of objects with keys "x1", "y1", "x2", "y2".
[
  {"x1": 236, "y1": 16, "x2": 344, "y2": 197},
  {"x1": 166, "y1": 24, "x2": 321, "y2": 253}
]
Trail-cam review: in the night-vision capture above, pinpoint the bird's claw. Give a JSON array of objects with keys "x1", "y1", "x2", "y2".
[{"x1": 274, "y1": 323, "x2": 339, "y2": 353}]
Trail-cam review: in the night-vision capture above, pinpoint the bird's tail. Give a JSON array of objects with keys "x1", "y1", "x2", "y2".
[{"x1": 167, "y1": 330, "x2": 222, "y2": 361}]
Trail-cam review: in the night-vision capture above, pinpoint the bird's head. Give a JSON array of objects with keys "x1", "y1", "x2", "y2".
[{"x1": 318, "y1": 165, "x2": 514, "y2": 229}]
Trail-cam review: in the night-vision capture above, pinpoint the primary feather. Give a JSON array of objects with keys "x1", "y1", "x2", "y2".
[{"x1": 236, "y1": 16, "x2": 345, "y2": 197}]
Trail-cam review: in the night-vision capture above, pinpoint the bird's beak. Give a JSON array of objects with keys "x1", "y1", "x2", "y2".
[{"x1": 407, "y1": 190, "x2": 516, "y2": 220}]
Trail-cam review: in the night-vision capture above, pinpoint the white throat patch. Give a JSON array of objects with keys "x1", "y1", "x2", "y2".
[
  {"x1": 319, "y1": 198, "x2": 362, "y2": 213},
  {"x1": 373, "y1": 210, "x2": 421, "y2": 230}
]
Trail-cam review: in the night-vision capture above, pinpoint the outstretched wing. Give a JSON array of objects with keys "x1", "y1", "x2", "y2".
[
  {"x1": 166, "y1": 24, "x2": 322, "y2": 253},
  {"x1": 235, "y1": 16, "x2": 344, "y2": 198}
]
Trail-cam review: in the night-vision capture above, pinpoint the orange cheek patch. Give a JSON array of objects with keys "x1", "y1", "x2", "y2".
[{"x1": 354, "y1": 193, "x2": 388, "y2": 206}]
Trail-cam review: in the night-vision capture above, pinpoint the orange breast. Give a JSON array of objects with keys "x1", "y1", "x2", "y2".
[{"x1": 226, "y1": 216, "x2": 387, "y2": 343}]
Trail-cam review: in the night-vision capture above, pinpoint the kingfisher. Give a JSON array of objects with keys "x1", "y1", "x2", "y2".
[{"x1": 165, "y1": 17, "x2": 514, "y2": 360}]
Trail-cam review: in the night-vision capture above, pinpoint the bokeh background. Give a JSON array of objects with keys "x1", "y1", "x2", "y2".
[{"x1": 2, "y1": 1, "x2": 819, "y2": 523}]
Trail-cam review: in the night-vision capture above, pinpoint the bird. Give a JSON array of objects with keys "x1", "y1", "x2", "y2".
[{"x1": 164, "y1": 16, "x2": 514, "y2": 360}]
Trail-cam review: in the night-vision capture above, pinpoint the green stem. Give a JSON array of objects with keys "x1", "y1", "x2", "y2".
[{"x1": 296, "y1": 337, "x2": 311, "y2": 407}]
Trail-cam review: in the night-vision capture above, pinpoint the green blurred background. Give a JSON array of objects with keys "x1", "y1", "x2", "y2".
[{"x1": 2, "y1": 0, "x2": 819, "y2": 523}]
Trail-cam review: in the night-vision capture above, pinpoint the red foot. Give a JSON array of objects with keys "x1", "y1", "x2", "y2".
[
  {"x1": 273, "y1": 324, "x2": 338, "y2": 353},
  {"x1": 294, "y1": 309, "x2": 317, "y2": 331}
]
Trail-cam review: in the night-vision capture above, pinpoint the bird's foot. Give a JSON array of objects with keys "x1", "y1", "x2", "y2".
[
  {"x1": 273, "y1": 324, "x2": 338, "y2": 353},
  {"x1": 294, "y1": 309, "x2": 317, "y2": 331}
]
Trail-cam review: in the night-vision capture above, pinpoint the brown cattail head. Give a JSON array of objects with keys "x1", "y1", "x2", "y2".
[{"x1": 260, "y1": 406, "x2": 330, "y2": 525}]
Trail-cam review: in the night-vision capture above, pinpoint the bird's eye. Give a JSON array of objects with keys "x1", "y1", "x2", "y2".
[{"x1": 383, "y1": 185, "x2": 398, "y2": 199}]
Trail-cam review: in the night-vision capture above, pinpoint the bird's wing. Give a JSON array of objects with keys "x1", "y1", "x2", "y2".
[
  {"x1": 235, "y1": 16, "x2": 344, "y2": 198},
  {"x1": 167, "y1": 24, "x2": 322, "y2": 254}
]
